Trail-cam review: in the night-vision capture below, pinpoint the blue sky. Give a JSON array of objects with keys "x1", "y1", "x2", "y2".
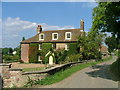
[{"x1": 1, "y1": 2, "x2": 97, "y2": 48}]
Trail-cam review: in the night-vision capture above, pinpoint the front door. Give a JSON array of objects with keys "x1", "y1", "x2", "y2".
[{"x1": 49, "y1": 56, "x2": 53, "y2": 65}]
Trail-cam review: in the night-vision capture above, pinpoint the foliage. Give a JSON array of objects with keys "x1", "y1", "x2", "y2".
[
  {"x1": 92, "y1": 2, "x2": 120, "y2": 37},
  {"x1": 92, "y1": 2, "x2": 120, "y2": 52},
  {"x1": 105, "y1": 36, "x2": 118, "y2": 53},
  {"x1": 22, "y1": 37, "x2": 25, "y2": 41},
  {"x1": 66, "y1": 43, "x2": 79, "y2": 55},
  {"x1": 29, "y1": 43, "x2": 38, "y2": 63},
  {"x1": 2, "y1": 48, "x2": 13, "y2": 55},
  {"x1": 77, "y1": 30, "x2": 104, "y2": 60},
  {"x1": 54, "y1": 50, "x2": 67, "y2": 64},
  {"x1": 110, "y1": 57, "x2": 120, "y2": 80},
  {"x1": 41, "y1": 43, "x2": 52, "y2": 55},
  {"x1": 65, "y1": 54, "x2": 82, "y2": 63},
  {"x1": 3, "y1": 55, "x2": 19, "y2": 63}
]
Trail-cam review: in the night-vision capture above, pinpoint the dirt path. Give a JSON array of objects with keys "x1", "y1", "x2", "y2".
[{"x1": 34, "y1": 56, "x2": 118, "y2": 88}]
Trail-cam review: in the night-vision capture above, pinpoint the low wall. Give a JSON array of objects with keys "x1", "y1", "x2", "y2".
[{"x1": 1, "y1": 60, "x2": 90, "y2": 88}]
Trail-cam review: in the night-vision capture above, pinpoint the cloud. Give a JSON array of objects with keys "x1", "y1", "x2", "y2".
[
  {"x1": 82, "y1": 2, "x2": 97, "y2": 8},
  {"x1": 2, "y1": 17, "x2": 75, "y2": 48}
]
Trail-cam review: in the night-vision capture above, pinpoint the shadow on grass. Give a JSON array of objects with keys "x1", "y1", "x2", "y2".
[{"x1": 85, "y1": 64, "x2": 118, "y2": 81}]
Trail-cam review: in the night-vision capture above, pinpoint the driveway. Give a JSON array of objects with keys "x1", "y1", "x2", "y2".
[{"x1": 34, "y1": 56, "x2": 118, "y2": 88}]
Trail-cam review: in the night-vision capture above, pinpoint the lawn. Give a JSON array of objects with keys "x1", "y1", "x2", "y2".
[{"x1": 24, "y1": 56, "x2": 112, "y2": 87}]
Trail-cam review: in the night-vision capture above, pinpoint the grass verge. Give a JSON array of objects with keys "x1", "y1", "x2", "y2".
[{"x1": 24, "y1": 56, "x2": 112, "y2": 87}]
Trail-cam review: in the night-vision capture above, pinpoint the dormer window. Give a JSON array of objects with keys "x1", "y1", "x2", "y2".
[
  {"x1": 65, "y1": 32, "x2": 71, "y2": 40},
  {"x1": 52, "y1": 33, "x2": 58, "y2": 40},
  {"x1": 39, "y1": 33, "x2": 44, "y2": 40}
]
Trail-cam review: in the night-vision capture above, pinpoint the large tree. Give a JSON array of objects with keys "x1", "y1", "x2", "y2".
[
  {"x1": 92, "y1": 2, "x2": 120, "y2": 53},
  {"x1": 77, "y1": 30, "x2": 105, "y2": 60},
  {"x1": 92, "y1": 2, "x2": 120, "y2": 41}
]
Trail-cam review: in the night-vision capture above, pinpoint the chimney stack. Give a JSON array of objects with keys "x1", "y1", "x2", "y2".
[
  {"x1": 80, "y1": 19, "x2": 84, "y2": 31},
  {"x1": 37, "y1": 25, "x2": 42, "y2": 34}
]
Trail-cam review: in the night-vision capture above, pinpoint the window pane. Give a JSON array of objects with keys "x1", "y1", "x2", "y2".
[
  {"x1": 54, "y1": 34, "x2": 57, "y2": 39},
  {"x1": 67, "y1": 33, "x2": 70, "y2": 38},
  {"x1": 41, "y1": 35, "x2": 44, "y2": 39}
]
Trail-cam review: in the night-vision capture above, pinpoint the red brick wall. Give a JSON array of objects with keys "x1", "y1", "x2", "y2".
[{"x1": 21, "y1": 44, "x2": 29, "y2": 63}]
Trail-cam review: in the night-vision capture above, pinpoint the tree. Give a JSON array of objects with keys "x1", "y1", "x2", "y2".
[
  {"x1": 105, "y1": 36, "x2": 118, "y2": 53},
  {"x1": 77, "y1": 30, "x2": 105, "y2": 60},
  {"x1": 22, "y1": 37, "x2": 25, "y2": 41},
  {"x1": 92, "y1": 2, "x2": 120, "y2": 80},
  {"x1": 92, "y1": 2, "x2": 120, "y2": 48}
]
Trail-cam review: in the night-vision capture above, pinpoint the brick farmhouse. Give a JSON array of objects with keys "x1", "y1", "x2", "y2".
[{"x1": 20, "y1": 20, "x2": 108, "y2": 63}]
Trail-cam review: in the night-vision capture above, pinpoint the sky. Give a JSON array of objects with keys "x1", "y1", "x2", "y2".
[{"x1": 1, "y1": 1, "x2": 98, "y2": 48}]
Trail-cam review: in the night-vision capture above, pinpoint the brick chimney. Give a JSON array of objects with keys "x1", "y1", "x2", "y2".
[
  {"x1": 37, "y1": 25, "x2": 42, "y2": 34},
  {"x1": 80, "y1": 19, "x2": 84, "y2": 31}
]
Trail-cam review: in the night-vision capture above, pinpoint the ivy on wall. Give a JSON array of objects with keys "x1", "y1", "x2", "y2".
[
  {"x1": 29, "y1": 43, "x2": 38, "y2": 63},
  {"x1": 67, "y1": 43, "x2": 78, "y2": 55}
]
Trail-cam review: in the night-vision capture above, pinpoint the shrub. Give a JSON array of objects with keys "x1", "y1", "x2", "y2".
[
  {"x1": 54, "y1": 50, "x2": 67, "y2": 64},
  {"x1": 66, "y1": 43, "x2": 78, "y2": 55},
  {"x1": 65, "y1": 54, "x2": 82, "y2": 63}
]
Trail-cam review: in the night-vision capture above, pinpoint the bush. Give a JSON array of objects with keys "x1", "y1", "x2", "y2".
[
  {"x1": 54, "y1": 50, "x2": 67, "y2": 64},
  {"x1": 110, "y1": 57, "x2": 120, "y2": 80},
  {"x1": 3, "y1": 55, "x2": 19, "y2": 63},
  {"x1": 65, "y1": 54, "x2": 82, "y2": 63}
]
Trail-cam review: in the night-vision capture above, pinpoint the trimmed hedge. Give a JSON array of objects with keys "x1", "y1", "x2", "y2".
[{"x1": 29, "y1": 43, "x2": 38, "y2": 63}]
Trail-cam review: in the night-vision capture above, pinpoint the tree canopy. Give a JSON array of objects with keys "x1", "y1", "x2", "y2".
[
  {"x1": 77, "y1": 30, "x2": 105, "y2": 60},
  {"x1": 92, "y1": 2, "x2": 120, "y2": 53},
  {"x1": 92, "y1": 2, "x2": 120, "y2": 39}
]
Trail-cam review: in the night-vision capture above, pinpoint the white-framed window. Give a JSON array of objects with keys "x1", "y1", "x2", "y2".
[
  {"x1": 39, "y1": 33, "x2": 44, "y2": 40},
  {"x1": 38, "y1": 43, "x2": 42, "y2": 50},
  {"x1": 65, "y1": 32, "x2": 71, "y2": 40},
  {"x1": 38, "y1": 55, "x2": 42, "y2": 62},
  {"x1": 52, "y1": 43, "x2": 56, "y2": 49},
  {"x1": 52, "y1": 33, "x2": 58, "y2": 40},
  {"x1": 65, "y1": 43, "x2": 69, "y2": 50}
]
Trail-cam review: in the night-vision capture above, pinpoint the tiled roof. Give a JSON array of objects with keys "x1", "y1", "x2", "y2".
[
  {"x1": 100, "y1": 45, "x2": 108, "y2": 53},
  {"x1": 21, "y1": 28, "x2": 84, "y2": 44}
]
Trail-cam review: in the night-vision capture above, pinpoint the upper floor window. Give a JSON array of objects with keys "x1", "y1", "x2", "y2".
[
  {"x1": 65, "y1": 32, "x2": 71, "y2": 40},
  {"x1": 52, "y1": 33, "x2": 58, "y2": 40},
  {"x1": 39, "y1": 33, "x2": 44, "y2": 40}
]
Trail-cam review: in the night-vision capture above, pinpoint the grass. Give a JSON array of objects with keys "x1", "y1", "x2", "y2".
[
  {"x1": 24, "y1": 56, "x2": 112, "y2": 87},
  {"x1": 23, "y1": 67, "x2": 45, "y2": 72}
]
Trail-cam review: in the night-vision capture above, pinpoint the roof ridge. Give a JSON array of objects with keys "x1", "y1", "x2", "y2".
[{"x1": 41, "y1": 28, "x2": 81, "y2": 32}]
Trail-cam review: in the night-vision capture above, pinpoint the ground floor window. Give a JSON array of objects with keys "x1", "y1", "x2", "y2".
[
  {"x1": 39, "y1": 43, "x2": 42, "y2": 50},
  {"x1": 52, "y1": 43, "x2": 56, "y2": 49},
  {"x1": 38, "y1": 55, "x2": 42, "y2": 62},
  {"x1": 65, "y1": 43, "x2": 69, "y2": 50}
]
